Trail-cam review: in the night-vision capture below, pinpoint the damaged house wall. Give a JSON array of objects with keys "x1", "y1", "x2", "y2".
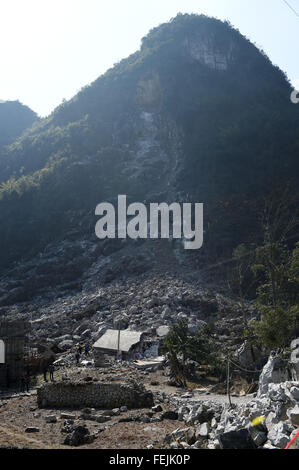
[{"x1": 0, "y1": 320, "x2": 30, "y2": 387}]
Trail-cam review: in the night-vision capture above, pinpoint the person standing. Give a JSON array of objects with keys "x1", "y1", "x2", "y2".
[
  {"x1": 42, "y1": 364, "x2": 48, "y2": 382},
  {"x1": 20, "y1": 376, "x2": 25, "y2": 393},
  {"x1": 49, "y1": 363, "x2": 55, "y2": 382},
  {"x1": 25, "y1": 366, "x2": 30, "y2": 392},
  {"x1": 75, "y1": 352, "x2": 80, "y2": 365},
  {"x1": 25, "y1": 375, "x2": 30, "y2": 392},
  {"x1": 6, "y1": 365, "x2": 10, "y2": 389}
]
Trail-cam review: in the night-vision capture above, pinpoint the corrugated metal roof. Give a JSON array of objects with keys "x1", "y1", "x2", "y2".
[{"x1": 93, "y1": 329, "x2": 143, "y2": 353}]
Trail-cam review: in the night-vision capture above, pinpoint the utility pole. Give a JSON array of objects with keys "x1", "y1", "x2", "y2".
[
  {"x1": 117, "y1": 322, "x2": 121, "y2": 360},
  {"x1": 227, "y1": 354, "x2": 232, "y2": 408}
]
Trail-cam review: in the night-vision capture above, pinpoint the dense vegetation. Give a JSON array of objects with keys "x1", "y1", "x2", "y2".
[{"x1": 227, "y1": 187, "x2": 299, "y2": 350}]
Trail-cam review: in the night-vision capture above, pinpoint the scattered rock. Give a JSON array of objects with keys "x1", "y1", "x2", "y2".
[
  {"x1": 288, "y1": 407, "x2": 299, "y2": 427},
  {"x1": 45, "y1": 415, "x2": 57, "y2": 423},
  {"x1": 60, "y1": 413, "x2": 76, "y2": 420},
  {"x1": 267, "y1": 422, "x2": 291, "y2": 449},
  {"x1": 25, "y1": 427, "x2": 40, "y2": 433},
  {"x1": 161, "y1": 410, "x2": 178, "y2": 420},
  {"x1": 290, "y1": 387, "x2": 299, "y2": 401},
  {"x1": 152, "y1": 405, "x2": 163, "y2": 413},
  {"x1": 64, "y1": 425, "x2": 91, "y2": 447},
  {"x1": 197, "y1": 422, "x2": 210, "y2": 438}
]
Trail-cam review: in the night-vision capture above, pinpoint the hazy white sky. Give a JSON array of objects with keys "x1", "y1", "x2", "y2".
[{"x1": 0, "y1": 0, "x2": 298, "y2": 116}]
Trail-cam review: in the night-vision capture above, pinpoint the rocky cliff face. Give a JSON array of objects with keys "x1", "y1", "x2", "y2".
[{"x1": 183, "y1": 32, "x2": 236, "y2": 70}]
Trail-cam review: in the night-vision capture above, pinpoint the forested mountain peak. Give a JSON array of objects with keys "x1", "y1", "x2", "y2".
[
  {"x1": 0, "y1": 100, "x2": 38, "y2": 151},
  {"x1": 0, "y1": 13, "x2": 297, "y2": 271}
]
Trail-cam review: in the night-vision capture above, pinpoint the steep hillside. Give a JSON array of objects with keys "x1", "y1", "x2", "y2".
[{"x1": 0, "y1": 13, "x2": 298, "y2": 298}]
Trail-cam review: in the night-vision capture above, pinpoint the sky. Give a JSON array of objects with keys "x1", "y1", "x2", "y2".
[{"x1": 0, "y1": 0, "x2": 298, "y2": 117}]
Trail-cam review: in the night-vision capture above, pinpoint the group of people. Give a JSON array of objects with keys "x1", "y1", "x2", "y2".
[
  {"x1": 42, "y1": 363, "x2": 55, "y2": 382},
  {"x1": 20, "y1": 374, "x2": 30, "y2": 392},
  {"x1": 37, "y1": 343, "x2": 92, "y2": 384},
  {"x1": 5, "y1": 344, "x2": 94, "y2": 391},
  {"x1": 75, "y1": 343, "x2": 91, "y2": 365},
  {"x1": 19, "y1": 366, "x2": 31, "y2": 392}
]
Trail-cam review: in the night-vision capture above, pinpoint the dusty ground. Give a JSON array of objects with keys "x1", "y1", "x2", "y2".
[
  {"x1": 0, "y1": 391, "x2": 183, "y2": 449},
  {"x1": 0, "y1": 362, "x2": 251, "y2": 449},
  {"x1": 0, "y1": 364, "x2": 187, "y2": 449}
]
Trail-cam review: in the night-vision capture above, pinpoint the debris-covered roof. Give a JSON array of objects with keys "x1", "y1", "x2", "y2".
[{"x1": 93, "y1": 329, "x2": 144, "y2": 353}]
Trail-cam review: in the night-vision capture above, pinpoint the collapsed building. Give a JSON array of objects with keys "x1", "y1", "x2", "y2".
[
  {"x1": 93, "y1": 329, "x2": 145, "y2": 365},
  {"x1": 0, "y1": 320, "x2": 30, "y2": 389},
  {"x1": 92, "y1": 329, "x2": 160, "y2": 365}
]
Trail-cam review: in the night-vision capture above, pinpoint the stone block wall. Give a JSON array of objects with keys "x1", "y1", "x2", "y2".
[{"x1": 37, "y1": 381, "x2": 153, "y2": 409}]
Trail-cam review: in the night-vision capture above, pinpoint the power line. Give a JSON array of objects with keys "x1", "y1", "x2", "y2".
[
  {"x1": 282, "y1": 0, "x2": 299, "y2": 18},
  {"x1": 229, "y1": 358, "x2": 263, "y2": 374}
]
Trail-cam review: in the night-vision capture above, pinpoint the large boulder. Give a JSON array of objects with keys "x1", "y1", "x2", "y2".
[
  {"x1": 197, "y1": 422, "x2": 210, "y2": 438},
  {"x1": 290, "y1": 386, "x2": 299, "y2": 402},
  {"x1": 267, "y1": 422, "x2": 292, "y2": 449},
  {"x1": 162, "y1": 410, "x2": 178, "y2": 420},
  {"x1": 288, "y1": 407, "x2": 299, "y2": 427},
  {"x1": 248, "y1": 426, "x2": 267, "y2": 447},
  {"x1": 64, "y1": 425, "x2": 92, "y2": 447},
  {"x1": 218, "y1": 429, "x2": 256, "y2": 449},
  {"x1": 235, "y1": 341, "x2": 265, "y2": 369},
  {"x1": 290, "y1": 338, "x2": 299, "y2": 381},
  {"x1": 257, "y1": 355, "x2": 290, "y2": 397}
]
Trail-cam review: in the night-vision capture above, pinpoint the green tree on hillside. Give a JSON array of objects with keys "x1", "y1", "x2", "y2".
[
  {"x1": 160, "y1": 319, "x2": 217, "y2": 387},
  {"x1": 247, "y1": 190, "x2": 299, "y2": 349}
]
